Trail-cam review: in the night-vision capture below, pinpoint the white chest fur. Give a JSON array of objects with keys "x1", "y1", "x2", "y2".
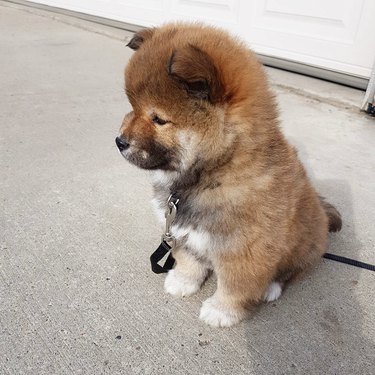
[
  {"x1": 151, "y1": 197, "x2": 224, "y2": 256},
  {"x1": 171, "y1": 225, "x2": 219, "y2": 257}
]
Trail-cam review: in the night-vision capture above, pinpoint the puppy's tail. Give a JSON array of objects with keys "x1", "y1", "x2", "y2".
[{"x1": 319, "y1": 197, "x2": 342, "y2": 232}]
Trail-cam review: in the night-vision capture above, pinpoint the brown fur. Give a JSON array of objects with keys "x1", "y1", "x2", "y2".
[{"x1": 117, "y1": 23, "x2": 342, "y2": 327}]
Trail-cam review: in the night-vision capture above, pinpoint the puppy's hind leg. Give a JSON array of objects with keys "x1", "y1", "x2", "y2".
[
  {"x1": 164, "y1": 248, "x2": 209, "y2": 297},
  {"x1": 200, "y1": 251, "x2": 272, "y2": 327},
  {"x1": 263, "y1": 281, "x2": 283, "y2": 302}
]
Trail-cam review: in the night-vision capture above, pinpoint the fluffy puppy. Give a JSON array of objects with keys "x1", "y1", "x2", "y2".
[{"x1": 116, "y1": 23, "x2": 342, "y2": 327}]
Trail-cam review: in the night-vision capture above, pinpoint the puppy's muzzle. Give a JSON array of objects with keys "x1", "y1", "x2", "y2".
[{"x1": 115, "y1": 136, "x2": 129, "y2": 152}]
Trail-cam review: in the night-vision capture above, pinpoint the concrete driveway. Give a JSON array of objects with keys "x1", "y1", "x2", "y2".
[{"x1": 1, "y1": 2, "x2": 374, "y2": 374}]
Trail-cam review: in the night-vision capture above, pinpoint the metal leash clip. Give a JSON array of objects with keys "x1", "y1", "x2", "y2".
[{"x1": 162, "y1": 195, "x2": 179, "y2": 250}]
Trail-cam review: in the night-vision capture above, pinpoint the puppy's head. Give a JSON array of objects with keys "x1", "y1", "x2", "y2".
[{"x1": 117, "y1": 24, "x2": 267, "y2": 171}]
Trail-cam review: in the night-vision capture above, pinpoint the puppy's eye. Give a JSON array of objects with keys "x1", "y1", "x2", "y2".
[{"x1": 152, "y1": 115, "x2": 168, "y2": 126}]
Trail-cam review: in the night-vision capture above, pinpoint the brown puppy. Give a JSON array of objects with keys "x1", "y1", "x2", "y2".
[{"x1": 116, "y1": 23, "x2": 342, "y2": 327}]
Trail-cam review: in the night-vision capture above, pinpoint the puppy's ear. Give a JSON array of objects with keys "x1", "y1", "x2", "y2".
[
  {"x1": 167, "y1": 45, "x2": 224, "y2": 103},
  {"x1": 126, "y1": 28, "x2": 155, "y2": 50}
]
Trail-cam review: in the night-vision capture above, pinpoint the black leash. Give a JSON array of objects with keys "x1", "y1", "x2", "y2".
[
  {"x1": 150, "y1": 194, "x2": 179, "y2": 273},
  {"x1": 323, "y1": 252, "x2": 375, "y2": 271},
  {"x1": 150, "y1": 241, "x2": 175, "y2": 274},
  {"x1": 150, "y1": 248, "x2": 375, "y2": 274}
]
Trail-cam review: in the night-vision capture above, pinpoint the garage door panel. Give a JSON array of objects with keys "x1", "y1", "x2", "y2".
[{"x1": 251, "y1": 0, "x2": 362, "y2": 44}]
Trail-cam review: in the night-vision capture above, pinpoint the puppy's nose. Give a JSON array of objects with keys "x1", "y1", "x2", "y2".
[{"x1": 115, "y1": 136, "x2": 129, "y2": 152}]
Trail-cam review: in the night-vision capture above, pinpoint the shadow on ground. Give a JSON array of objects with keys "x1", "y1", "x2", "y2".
[{"x1": 243, "y1": 178, "x2": 373, "y2": 374}]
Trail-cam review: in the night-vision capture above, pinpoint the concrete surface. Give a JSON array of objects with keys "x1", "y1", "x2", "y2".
[{"x1": 1, "y1": 2, "x2": 374, "y2": 374}]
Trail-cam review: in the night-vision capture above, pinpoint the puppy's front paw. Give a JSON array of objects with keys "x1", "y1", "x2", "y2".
[
  {"x1": 263, "y1": 281, "x2": 283, "y2": 302},
  {"x1": 164, "y1": 269, "x2": 201, "y2": 297},
  {"x1": 199, "y1": 297, "x2": 246, "y2": 327}
]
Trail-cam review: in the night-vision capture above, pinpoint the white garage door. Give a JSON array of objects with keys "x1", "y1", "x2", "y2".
[{"x1": 29, "y1": 0, "x2": 375, "y2": 79}]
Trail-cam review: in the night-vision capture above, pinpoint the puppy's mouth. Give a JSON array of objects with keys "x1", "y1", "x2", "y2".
[{"x1": 117, "y1": 144, "x2": 174, "y2": 171}]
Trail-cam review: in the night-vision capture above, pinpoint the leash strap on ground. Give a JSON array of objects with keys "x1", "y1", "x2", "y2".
[
  {"x1": 150, "y1": 247, "x2": 375, "y2": 274},
  {"x1": 323, "y1": 253, "x2": 375, "y2": 271},
  {"x1": 150, "y1": 241, "x2": 176, "y2": 274}
]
